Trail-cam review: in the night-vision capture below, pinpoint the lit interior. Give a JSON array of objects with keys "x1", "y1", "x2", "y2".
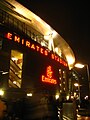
[{"x1": 9, "y1": 50, "x2": 23, "y2": 88}]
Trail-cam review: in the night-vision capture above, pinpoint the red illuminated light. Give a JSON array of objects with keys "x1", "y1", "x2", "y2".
[
  {"x1": 41, "y1": 66, "x2": 57, "y2": 84},
  {"x1": 6, "y1": 32, "x2": 12, "y2": 40},
  {"x1": 14, "y1": 36, "x2": 20, "y2": 43},
  {"x1": 5, "y1": 32, "x2": 68, "y2": 67}
]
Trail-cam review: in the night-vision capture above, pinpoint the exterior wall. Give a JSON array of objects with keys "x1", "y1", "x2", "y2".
[
  {"x1": 0, "y1": 25, "x2": 69, "y2": 100},
  {"x1": 0, "y1": 29, "x2": 69, "y2": 119},
  {"x1": 0, "y1": 3, "x2": 71, "y2": 119}
]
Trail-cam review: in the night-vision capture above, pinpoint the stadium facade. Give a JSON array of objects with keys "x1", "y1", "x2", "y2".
[{"x1": 0, "y1": 0, "x2": 76, "y2": 119}]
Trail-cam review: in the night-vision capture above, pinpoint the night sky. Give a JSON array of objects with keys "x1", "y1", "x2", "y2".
[{"x1": 17, "y1": 0, "x2": 89, "y2": 65}]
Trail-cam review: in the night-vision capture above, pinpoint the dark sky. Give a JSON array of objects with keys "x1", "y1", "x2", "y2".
[{"x1": 17, "y1": 0, "x2": 89, "y2": 65}]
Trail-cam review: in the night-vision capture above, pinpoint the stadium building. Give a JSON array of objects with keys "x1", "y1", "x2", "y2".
[
  {"x1": 0, "y1": 0, "x2": 75, "y2": 100},
  {"x1": 0, "y1": 0, "x2": 75, "y2": 119}
]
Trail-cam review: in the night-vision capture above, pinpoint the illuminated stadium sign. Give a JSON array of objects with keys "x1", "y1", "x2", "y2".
[
  {"x1": 41, "y1": 66, "x2": 57, "y2": 84},
  {"x1": 5, "y1": 32, "x2": 68, "y2": 67},
  {"x1": 1, "y1": 32, "x2": 68, "y2": 86}
]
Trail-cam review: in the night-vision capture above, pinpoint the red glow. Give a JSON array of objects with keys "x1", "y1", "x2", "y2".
[
  {"x1": 26, "y1": 40, "x2": 30, "y2": 48},
  {"x1": 5, "y1": 32, "x2": 68, "y2": 67},
  {"x1": 51, "y1": 53, "x2": 54, "y2": 59},
  {"x1": 14, "y1": 36, "x2": 20, "y2": 43},
  {"x1": 46, "y1": 66, "x2": 53, "y2": 78},
  {"x1": 44, "y1": 50, "x2": 48, "y2": 56},
  {"x1": 40, "y1": 48, "x2": 44, "y2": 54},
  {"x1": 31, "y1": 44, "x2": 35, "y2": 50},
  {"x1": 6, "y1": 32, "x2": 12, "y2": 40},
  {"x1": 22, "y1": 39, "x2": 24, "y2": 45},
  {"x1": 41, "y1": 66, "x2": 57, "y2": 84},
  {"x1": 36, "y1": 46, "x2": 40, "y2": 51},
  {"x1": 57, "y1": 57, "x2": 59, "y2": 62}
]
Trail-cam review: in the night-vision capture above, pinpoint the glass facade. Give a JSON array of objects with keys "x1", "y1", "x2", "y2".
[{"x1": 9, "y1": 50, "x2": 23, "y2": 88}]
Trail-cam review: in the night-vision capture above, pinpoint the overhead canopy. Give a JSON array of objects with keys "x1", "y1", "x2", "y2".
[{"x1": 1, "y1": 0, "x2": 75, "y2": 69}]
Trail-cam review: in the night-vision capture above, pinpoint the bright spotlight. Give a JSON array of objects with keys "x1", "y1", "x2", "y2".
[{"x1": 0, "y1": 89, "x2": 4, "y2": 96}]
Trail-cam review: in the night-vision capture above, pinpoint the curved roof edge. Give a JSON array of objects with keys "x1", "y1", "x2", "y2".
[{"x1": 5, "y1": 0, "x2": 75, "y2": 69}]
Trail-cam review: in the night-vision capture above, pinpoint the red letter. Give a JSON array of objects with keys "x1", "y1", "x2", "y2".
[
  {"x1": 44, "y1": 50, "x2": 48, "y2": 56},
  {"x1": 57, "y1": 57, "x2": 60, "y2": 62},
  {"x1": 40, "y1": 48, "x2": 44, "y2": 54},
  {"x1": 51, "y1": 54, "x2": 54, "y2": 59},
  {"x1": 26, "y1": 41, "x2": 30, "y2": 48},
  {"x1": 14, "y1": 36, "x2": 20, "y2": 43},
  {"x1": 36, "y1": 46, "x2": 40, "y2": 51},
  {"x1": 6, "y1": 32, "x2": 12, "y2": 40},
  {"x1": 31, "y1": 44, "x2": 35, "y2": 50},
  {"x1": 22, "y1": 39, "x2": 24, "y2": 45}
]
